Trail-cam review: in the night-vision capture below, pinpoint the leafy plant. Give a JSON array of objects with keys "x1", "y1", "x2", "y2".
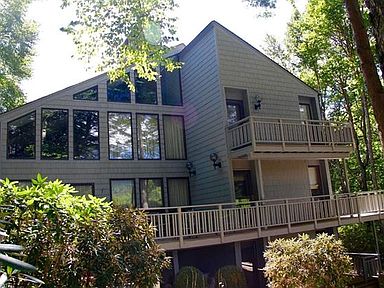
[
  {"x1": 264, "y1": 233, "x2": 353, "y2": 288},
  {"x1": 215, "y1": 265, "x2": 247, "y2": 288},
  {"x1": 175, "y1": 266, "x2": 206, "y2": 288},
  {"x1": 0, "y1": 174, "x2": 169, "y2": 287}
]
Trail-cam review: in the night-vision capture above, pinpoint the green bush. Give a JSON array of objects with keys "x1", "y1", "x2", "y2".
[
  {"x1": 215, "y1": 265, "x2": 247, "y2": 288},
  {"x1": 0, "y1": 174, "x2": 169, "y2": 287},
  {"x1": 264, "y1": 233, "x2": 353, "y2": 288},
  {"x1": 175, "y1": 266, "x2": 206, "y2": 288}
]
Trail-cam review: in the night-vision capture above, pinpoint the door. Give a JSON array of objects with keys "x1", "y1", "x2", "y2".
[
  {"x1": 308, "y1": 166, "x2": 323, "y2": 196},
  {"x1": 226, "y1": 99, "x2": 245, "y2": 125},
  {"x1": 233, "y1": 170, "x2": 256, "y2": 203}
]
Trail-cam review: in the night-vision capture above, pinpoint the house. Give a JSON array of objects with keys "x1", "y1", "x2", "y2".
[{"x1": 1, "y1": 21, "x2": 381, "y2": 286}]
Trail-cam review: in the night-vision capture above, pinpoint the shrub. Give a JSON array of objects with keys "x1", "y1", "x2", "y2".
[
  {"x1": 0, "y1": 175, "x2": 169, "y2": 287},
  {"x1": 264, "y1": 233, "x2": 353, "y2": 288},
  {"x1": 215, "y1": 265, "x2": 247, "y2": 288},
  {"x1": 175, "y1": 266, "x2": 206, "y2": 288}
]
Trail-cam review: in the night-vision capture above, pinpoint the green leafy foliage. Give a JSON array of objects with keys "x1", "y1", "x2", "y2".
[
  {"x1": 264, "y1": 233, "x2": 353, "y2": 288},
  {"x1": 0, "y1": 0, "x2": 37, "y2": 112},
  {"x1": 0, "y1": 175, "x2": 169, "y2": 287},
  {"x1": 60, "y1": 0, "x2": 181, "y2": 89},
  {"x1": 175, "y1": 266, "x2": 206, "y2": 288},
  {"x1": 215, "y1": 265, "x2": 247, "y2": 288}
]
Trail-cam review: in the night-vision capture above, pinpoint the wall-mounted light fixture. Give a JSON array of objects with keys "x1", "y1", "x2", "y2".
[
  {"x1": 254, "y1": 99, "x2": 262, "y2": 110},
  {"x1": 209, "y1": 153, "x2": 222, "y2": 169},
  {"x1": 186, "y1": 161, "x2": 196, "y2": 177}
]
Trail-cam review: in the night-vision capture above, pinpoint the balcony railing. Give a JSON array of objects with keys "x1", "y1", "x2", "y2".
[
  {"x1": 348, "y1": 253, "x2": 381, "y2": 280},
  {"x1": 226, "y1": 117, "x2": 353, "y2": 155},
  {"x1": 145, "y1": 191, "x2": 384, "y2": 250}
]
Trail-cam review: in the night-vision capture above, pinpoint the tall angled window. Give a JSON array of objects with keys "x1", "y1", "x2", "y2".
[
  {"x1": 108, "y1": 112, "x2": 133, "y2": 160},
  {"x1": 161, "y1": 65, "x2": 182, "y2": 106},
  {"x1": 73, "y1": 110, "x2": 99, "y2": 160},
  {"x1": 135, "y1": 73, "x2": 158, "y2": 104},
  {"x1": 73, "y1": 86, "x2": 98, "y2": 101},
  {"x1": 107, "y1": 80, "x2": 131, "y2": 103},
  {"x1": 7, "y1": 112, "x2": 36, "y2": 159},
  {"x1": 137, "y1": 114, "x2": 160, "y2": 160},
  {"x1": 163, "y1": 115, "x2": 186, "y2": 159},
  {"x1": 140, "y1": 178, "x2": 163, "y2": 208},
  {"x1": 41, "y1": 109, "x2": 68, "y2": 160}
]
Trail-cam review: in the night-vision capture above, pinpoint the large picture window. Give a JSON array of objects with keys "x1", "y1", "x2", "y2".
[
  {"x1": 135, "y1": 74, "x2": 157, "y2": 104},
  {"x1": 73, "y1": 110, "x2": 100, "y2": 160},
  {"x1": 161, "y1": 65, "x2": 182, "y2": 106},
  {"x1": 137, "y1": 114, "x2": 160, "y2": 160},
  {"x1": 167, "y1": 178, "x2": 190, "y2": 206},
  {"x1": 163, "y1": 115, "x2": 186, "y2": 159},
  {"x1": 7, "y1": 112, "x2": 36, "y2": 159},
  {"x1": 72, "y1": 183, "x2": 94, "y2": 197},
  {"x1": 140, "y1": 178, "x2": 163, "y2": 208},
  {"x1": 41, "y1": 109, "x2": 69, "y2": 160},
  {"x1": 110, "y1": 179, "x2": 135, "y2": 207},
  {"x1": 73, "y1": 86, "x2": 98, "y2": 101},
  {"x1": 107, "y1": 80, "x2": 131, "y2": 103},
  {"x1": 108, "y1": 112, "x2": 133, "y2": 160}
]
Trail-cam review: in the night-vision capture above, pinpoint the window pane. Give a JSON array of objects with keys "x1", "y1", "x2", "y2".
[
  {"x1": 41, "y1": 109, "x2": 68, "y2": 160},
  {"x1": 299, "y1": 104, "x2": 311, "y2": 120},
  {"x1": 107, "y1": 80, "x2": 131, "y2": 103},
  {"x1": 111, "y1": 179, "x2": 135, "y2": 207},
  {"x1": 168, "y1": 178, "x2": 189, "y2": 206},
  {"x1": 164, "y1": 115, "x2": 186, "y2": 159},
  {"x1": 161, "y1": 66, "x2": 182, "y2": 106},
  {"x1": 73, "y1": 86, "x2": 98, "y2": 101},
  {"x1": 137, "y1": 114, "x2": 160, "y2": 160},
  {"x1": 140, "y1": 179, "x2": 163, "y2": 208},
  {"x1": 135, "y1": 74, "x2": 157, "y2": 104},
  {"x1": 7, "y1": 112, "x2": 36, "y2": 159},
  {"x1": 108, "y1": 112, "x2": 133, "y2": 159},
  {"x1": 72, "y1": 184, "x2": 94, "y2": 196},
  {"x1": 73, "y1": 110, "x2": 99, "y2": 160},
  {"x1": 226, "y1": 100, "x2": 244, "y2": 125}
]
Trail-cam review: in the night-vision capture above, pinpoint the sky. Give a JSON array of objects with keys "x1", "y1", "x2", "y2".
[{"x1": 21, "y1": 0, "x2": 306, "y2": 102}]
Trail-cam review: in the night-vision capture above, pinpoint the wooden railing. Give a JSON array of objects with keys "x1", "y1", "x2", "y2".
[
  {"x1": 226, "y1": 117, "x2": 353, "y2": 153},
  {"x1": 145, "y1": 191, "x2": 384, "y2": 250},
  {"x1": 348, "y1": 253, "x2": 381, "y2": 280}
]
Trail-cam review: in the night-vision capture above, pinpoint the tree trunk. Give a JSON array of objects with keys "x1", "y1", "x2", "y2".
[
  {"x1": 345, "y1": 0, "x2": 384, "y2": 144},
  {"x1": 365, "y1": 0, "x2": 384, "y2": 81}
]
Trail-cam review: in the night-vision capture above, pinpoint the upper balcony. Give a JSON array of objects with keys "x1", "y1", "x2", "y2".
[{"x1": 226, "y1": 117, "x2": 354, "y2": 159}]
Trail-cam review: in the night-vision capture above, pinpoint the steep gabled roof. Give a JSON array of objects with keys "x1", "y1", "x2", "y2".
[{"x1": 181, "y1": 20, "x2": 318, "y2": 94}]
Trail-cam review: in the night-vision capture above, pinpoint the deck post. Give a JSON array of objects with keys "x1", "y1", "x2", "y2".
[
  {"x1": 335, "y1": 194, "x2": 341, "y2": 225},
  {"x1": 249, "y1": 116, "x2": 257, "y2": 151},
  {"x1": 305, "y1": 120, "x2": 311, "y2": 151},
  {"x1": 177, "y1": 207, "x2": 184, "y2": 248},
  {"x1": 219, "y1": 205, "x2": 225, "y2": 243},
  {"x1": 255, "y1": 202, "x2": 261, "y2": 236},
  {"x1": 285, "y1": 200, "x2": 291, "y2": 233},
  {"x1": 343, "y1": 158, "x2": 351, "y2": 193},
  {"x1": 279, "y1": 119, "x2": 285, "y2": 151},
  {"x1": 311, "y1": 197, "x2": 318, "y2": 229}
]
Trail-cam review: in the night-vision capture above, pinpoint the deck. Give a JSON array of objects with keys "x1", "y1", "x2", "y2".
[
  {"x1": 226, "y1": 117, "x2": 354, "y2": 159},
  {"x1": 145, "y1": 192, "x2": 384, "y2": 250}
]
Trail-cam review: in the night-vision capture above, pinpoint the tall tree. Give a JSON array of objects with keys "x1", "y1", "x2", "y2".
[
  {"x1": 345, "y1": 0, "x2": 384, "y2": 145},
  {"x1": 0, "y1": 0, "x2": 37, "y2": 112},
  {"x1": 61, "y1": 0, "x2": 180, "y2": 87}
]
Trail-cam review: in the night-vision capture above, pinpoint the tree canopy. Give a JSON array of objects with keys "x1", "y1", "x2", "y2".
[{"x1": 0, "y1": 0, "x2": 37, "y2": 112}]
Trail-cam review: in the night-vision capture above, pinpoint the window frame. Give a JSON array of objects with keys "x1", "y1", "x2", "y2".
[
  {"x1": 73, "y1": 86, "x2": 98, "y2": 101},
  {"x1": 7, "y1": 111, "x2": 36, "y2": 160},
  {"x1": 109, "y1": 178, "x2": 136, "y2": 207},
  {"x1": 166, "y1": 177, "x2": 190, "y2": 207},
  {"x1": 71, "y1": 183, "x2": 95, "y2": 196},
  {"x1": 41, "y1": 108, "x2": 69, "y2": 160},
  {"x1": 107, "y1": 111, "x2": 134, "y2": 160},
  {"x1": 163, "y1": 114, "x2": 187, "y2": 160},
  {"x1": 136, "y1": 113, "x2": 161, "y2": 160},
  {"x1": 139, "y1": 178, "x2": 164, "y2": 208},
  {"x1": 107, "y1": 80, "x2": 131, "y2": 103},
  {"x1": 73, "y1": 109, "x2": 100, "y2": 160}
]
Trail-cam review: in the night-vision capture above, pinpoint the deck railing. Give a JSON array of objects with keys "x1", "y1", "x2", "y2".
[
  {"x1": 226, "y1": 116, "x2": 353, "y2": 152},
  {"x1": 348, "y1": 253, "x2": 381, "y2": 280},
  {"x1": 145, "y1": 191, "x2": 384, "y2": 249}
]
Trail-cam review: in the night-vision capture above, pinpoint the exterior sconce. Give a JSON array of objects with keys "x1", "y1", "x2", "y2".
[
  {"x1": 254, "y1": 99, "x2": 262, "y2": 110},
  {"x1": 186, "y1": 161, "x2": 196, "y2": 177},
  {"x1": 209, "y1": 153, "x2": 222, "y2": 169}
]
